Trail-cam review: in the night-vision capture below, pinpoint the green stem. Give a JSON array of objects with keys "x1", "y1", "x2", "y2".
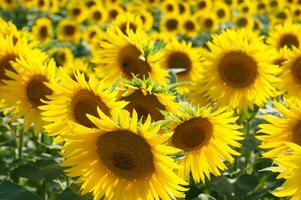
[{"x1": 18, "y1": 129, "x2": 23, "y2": 160}]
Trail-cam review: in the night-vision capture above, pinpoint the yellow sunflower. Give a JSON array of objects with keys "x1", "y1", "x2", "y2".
[
  {"x1": 159, "y1": 14, "x2": 181, "y2": 36},
  {"x1": 119, "y1": 77, "x2": 183, "y2": 122},
  {"x1": 56, "y1": 19, "x2": 81, "y2": 43},
  {"x1": 88, "y1": 5, "x2": 108, "y2": 25},
  {"x1": 93, "y1": 27, "x2": 168, "y2": 85},
  {"x1": 113, "y1": 12, "x2": 143, "y2": 35},
  {"x1": 164, "y1": 106, "x2": 242, "y2": 183},
  {"x1": 237, "y1": 0, "x2": 257, "y2": 15},
  {"x1": 160, "y1": 0, "x2": 179, "y2": 15},
  {"x1": 233, "y1": 14, "x2": 255, "y2": 30},
  {"x1": 256, "y1": 0, "x2": 268, "y2": 15},
  {"x1": 40, "y1": 69, "x2": 127, "y2": 143},
  {"x1": 160, "y1": 39, "x2": 203, "y2": 92},
  {"x1": 61, "y1": 58, "x2": 94, "y2": 80},
  {"x1": 191, "y1": 29, "x2": 280, "y2": 111},
  {"x1": 61, "y1": 109, "x2": 187, "y2": 199},
  {"x1": 193, "y1": 0, "x2": 212, "y2": 13},
  {"x1": 196, "y1": 11, "x2": 219, "y2": 32},
  {"x1": 35, "y1": 0, "x2": 50, "y2": 12},
  {"x1": 31, "y1": 17, "x2": 53, "y2": 43},
  {"x1": 272, "y1": 143, "x2": 301, "y2": 200},
  {"x1": 0, "y1": 35, "x2": 47, "y2": 87},
  {"x1": 257, "y1": 98, "x2": 301, "y2": 159},
  {"x1": 0, "y1": 0, "x2": 18, "y2": 9},
  {"x1": 67, "y1": 1, "x2": 88, "y2": 23},
  {"x1": 278, "y1": 46, "x2": 301, "y2": 98},
  {"x1": 213, "y1": 1, "x2": 231, "y2": 23},
  {"x1": 180, "y1": 16, "x2": 200, "y2": 38},
  {"x1": 267, "y1": 21, "x2": 301, "y2": 52},
  {"x1": 106, "y1": 4, "x2": 124, "y2": 22},
  {"x1": 51, "y1": 47, "x2": 74, "y2": 67},
  {"x1": 82, "y1": 25, "x2": 102, "y2": 45},
  {"x1": 1, "y1": 57, "x2": 56, "y2": 134}
]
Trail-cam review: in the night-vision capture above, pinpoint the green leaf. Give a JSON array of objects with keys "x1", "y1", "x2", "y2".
[{"x1": 0, "y1": 180, "x2": 40, "y2": 200}]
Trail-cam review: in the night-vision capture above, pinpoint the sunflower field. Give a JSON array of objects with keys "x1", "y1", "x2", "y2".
[{"x1": 1, "y1": 0, "x2": 301, "y2": 199}]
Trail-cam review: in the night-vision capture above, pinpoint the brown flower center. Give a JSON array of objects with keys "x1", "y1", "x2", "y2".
[
  {"x1": 204, "y1": 18, "x2": 213, "y2": 28},
  {"x1": 166, "y1": 19, "x2": 178, "y2": 31},
  {"x1": 279, "y1": 34, "x2": 299, "y2": 50},
  {"x1": 93, "y1": 11, "x2": 102, "y2": 20},
  {"x1": 26, "y1": 75, "x2": 53, "y2": 107},
  {"x1": 184, "y1": 21, "x2": 195, "y2": 31},
  {"x1": 39, "y1": 26, "x2": 48, "y2": 39},
  {"x1": 63, "y1": 25, "x2": 76, "y2": 36},
  {"x1": 121, "y1": 90, "x2": 165, "y2": 122},
  {"x1": 167, "y1": 52, "x2": 192, "y2": 76},
  {"x1": 118, "y1": 44, "x2": 151, "y2": 79},
  {"x1": 120, "y1": 23, "x2": 137, "y2": 35},
  {"x1": 71, "y1": 89, "x2": 111, "y2": 128},
  {"x1": 237, "y1": 17, "x2": 248, "y2": 27},
  {"x1": 0, "y1": 54, "x2": 18, "y2": 83},
  {"x1": 292, "y1": 120, "x2": 301, "y2": 145},
  {"x1": 291, "y1": 57, "x2": 301, "y2": 85},
  {"x1": 217, "y1": 9, "x2": 226, "y2": 18},
  {"x1": 172, "y1": 117, "x2": 213, "y2": 151},
  {"x1": 97, "y1": 130, "x2": 154, "y2": 180},
  {"x1": 218, "y1": 51, "x2": 258, "y2": 88}
]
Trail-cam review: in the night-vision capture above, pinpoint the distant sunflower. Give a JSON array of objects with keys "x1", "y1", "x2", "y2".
[
  {"x1": 21, "y1": 0, "x2": 36, "y2": 8},
  {"x1": 194, "y1": 0, "x2": 212, "y2": 13},
  {"x1": 52, "y1": 47, "x2": 74, "y2": 66},
  {"x1": 67, "y1": 1, "x2": 88, "y2": 23},
  {"x1": 120, "y1": 77, "x2": 183, "y2": 122},
  {"x1": 256, "y1": 0, "x2": 268, "y2": 15},
  {"x1": 62, "y1": 109, "x2": 187, "y2": 199},
  {"x1": 82, "y1": 25, "x2": 102, "y2": 44},
  {"x1": 193, "y1": 29, "x2": 280, "y2": 111},
  {"x1": 88, "y1": 5, "x2": 108, "y2": 25},
  {"x1": 106, "y1": 4, "x2": 124, "y2": 22},
  {"x1": 93, "y1": 28, "x2": 168, "y2": 85},
  {"x1": 32, "y1": 18, "x2": 53, "y2": 43},
  {"x1": 233, "y1": 15, "x2": 254, "y2": 30},
  {"x1": 136, "y1": 10, "x2": 154, "y2": 30},
  {"x1": 0, "y1": 0, "x2": 17, "y2": 9},
  {"x1": 160, "y1": 14, "x2": 181, "y2": 36},
  {"x1": 180, "y1": 16, "x2": 200, "y2": 38},
  {"x1": 160, "y1": 0, "x2": 179, "y2": 15},
  {"x1": 35, "y1": 0, "x2": 50, "y2": 12},
  {"x1": 57, "y1": 19, "x2": 81, "y2": 43},
  {"x1": 196, "y1": 12, "x2": 219, "y2": 32},
  {"x1": 257, "y1": 98, "x2": 301, "y2": 158},
  {"x1": 237, "y1": 0, "x2": 256, "y2": 15},
  {"x1": 40, "y1": 70, "x2": 127, "y2": 143},
  {"x1": 61, "y1": 58, "x2": 93, "y2": 80},
  {"x1": 160, "y1": 39, "x2": 203, "y2": 92},
  {"x1": 278, "y1": 47, "x2": 301, "y2": 98},
  {"x1": 113, "y1": 13, "x2": 143, "y2": 35},
  {"x1": 177, "y1": 1, "x2": 190, "y2": 16},
  {"x1": 165, "y1": 107, "x2": 242, "y2": 183},
  {"x1": 213, "y1": 2, "x2": 231, "y2": 23},
  {"x1": 272, "y1": 143, "x2": 301, "y2": 200},
  {"x1": 2, "y1": 58, "x2": 55, "y2": 134},
  {"x1": 267, "y1": 21, "x2": 301, "y2": 51}
]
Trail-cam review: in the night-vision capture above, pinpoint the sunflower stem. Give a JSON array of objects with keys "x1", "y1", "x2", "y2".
[{"x1": 18, "y1": 129, "x2": 23, "y2": 160}]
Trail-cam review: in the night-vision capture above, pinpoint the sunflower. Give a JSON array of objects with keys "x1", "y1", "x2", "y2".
[
  {"x1": 0, "y1": 0, "x2": 18, "y2": 9},
  {"x1": 277, "y1": 47, "x2": 301, "y2": 98},
  {"x1": 160, "y1": 0, "x2": 179, "y2": 15},
  {"x1": 192, "y1": 29, "x2": 280, "y2": 111},
  {"x1": 51, "y1": 47, "x2": 74, "y2": 67},
  {"x1": 88, "y1": 5, "x2": 108, "y2": 25},
  {"x1": 0, "y1": 18, "x2": 25, "y2": 43},
  {"x1": 40, "y1": 69, "x2": 127, "y2": 143},
  {"x1": 61, "y1": 109, "x2": 187, "y2": 200},
  {"x1": 267, "y1": 21, "x2": 301, "y2": 52},
  {"x1": 1, "y1": 57, "x2": 55, "y2": 134},
  {"x1": 213, "y1": 2, "x2": 231, "y2": 23},
  {"x1": 93, "y1": 27, "x2": 168, "y2": 85},
  {"x1": 113, "y1": 12, "x2": 143, "y2": 35},
  {"x1": 180, "y1": 16, "x2": 200, "y2": 38},
  {"x1": 159, "y1": 14, "x2": 181, "y2": 36},
  {"x1": 35, "y1": 0, "x2": 50, "y2": 12},
  {"x1": 177, "y1": 1, "x2": 190, "y2": 16},
  {"x1": 270, "y1": 9, "x2": 291, "y2": 27},
  {"x1": 0, "y1": 35, "x2": 47, "y2": 87},
  {"x1": 257, "y1": 98, "x2": 301, "y2": 159},
  {"x1": 256, "y1": 0, "x2": 268, "y2": 15},
  {"x1": 82, "y1": 25, "x2": 102, "y2": 44},
  {"x1": 237, "y1": 0, "x2": 257, "y2": 15},
  {"x1": 160, "y1": 39, "x2": 203, "y2": 92},
  {"x1": 272, "y1": 143, "x2": 301, "y2": 200},
  {"x1": 119, "y1": 77, "x2": 183, "y2": 122},
  {"x1": 67, "y1": 1, "x2": 88, "y2": 23},
  {"x1": 106, "y1": 4, "x2": 124, "y2": 22},
  {"x1": 31, "y1": 17, "x2": 53, "y2": 43},
  {"x1": 233, "y1": 14, "x2": 255, "y2": 30},
  {"x1": 164, "y1": 106, "x2": 242, "y2": 183},
  {"x1": 56, "y1": 19, "x2": 81, "y2": 43},
  {"x1": 21, "y1": 0, "x2": 37, "y2": 8},
  {"x1": 136, "y1": 10, "x2": 154, "y2": 31},
  {"x1": 196, "y1": 12, "x2": 219, "y2": 32},
  {"x1": 193, "y1": 0, "x2": 212, "y2": 13}
]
